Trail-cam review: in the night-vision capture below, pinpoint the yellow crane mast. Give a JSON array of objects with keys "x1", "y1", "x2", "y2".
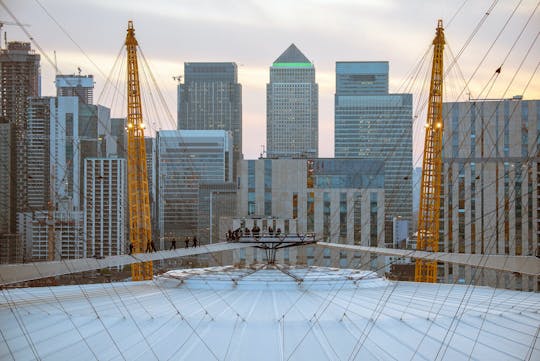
[
  {"x1": 125, "y1": 21, "x2": 153, "y2": 280},
  {"x1": 415, "y1": 20, "x2": 445, "y2": 283}
]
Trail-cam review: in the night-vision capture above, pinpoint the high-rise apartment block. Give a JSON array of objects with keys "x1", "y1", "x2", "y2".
[
  {"x1": 177, "y1": 62, "x2": 242, "y2": 178},
  {"x1": 335, "y1": 62, "x2": 413, "y2": 232},
  {"x1": 27, "y1": 97, "x2": 54, "y2": 210},
  {"x1": 156, "y1": 130, "x2": 233, "y2": 239},
  {"x1": 84, "y1": 158, "x2": 127, "y2": 258},
  {"x1": 267, "y1": 44, "x2": 318, "y2": 158},
  {"x1": 442, "y1": 97, "x2": 539, "y2": 291},
  {"x1": 55, "y1": 74, "x2": 94, "y2": 104},
  {"x1": 0, "y1": 42, "x2": 40, "y2": 262},
  {"x1": 50, "y1": 97, "x2": 111, "y2": 211}
]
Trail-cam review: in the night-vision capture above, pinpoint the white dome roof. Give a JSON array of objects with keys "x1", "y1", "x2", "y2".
[{"x1": 1, "y1": 266, "x2": 538, "y2": 360}]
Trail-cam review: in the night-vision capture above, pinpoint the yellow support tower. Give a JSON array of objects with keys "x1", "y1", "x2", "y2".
[
  {"x1": 415, "y1": 20, "x2": 445, "y2": 283},
  {"x1": 125, "y1": 21, "x2": 153, "y2": 280}
]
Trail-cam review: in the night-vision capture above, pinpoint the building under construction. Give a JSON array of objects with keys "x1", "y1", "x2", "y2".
[{"x1": 0, "y1": 41, "x2": 40, "y2": 263}]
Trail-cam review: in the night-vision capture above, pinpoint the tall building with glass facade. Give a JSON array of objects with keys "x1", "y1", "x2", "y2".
[
  {"x1": 156, "y1": 130, "x2": 233, "y2": 240},
  {"x1": 334, "y1": 62, "x2": 412, "y2": 233},
  {"x1": 177, "y1": 63, "x2": 242, "y2": 179},
  {"x1": 442, "y1": 97, "x2": 539, "y2": 291},
  {"x1": 267, "y1": 44, "x2": 318, "y2": 158}
]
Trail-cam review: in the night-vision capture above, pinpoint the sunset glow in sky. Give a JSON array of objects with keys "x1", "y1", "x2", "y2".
[{"x1": 4, "y1": 0, "x2": 539, "y2": 163}]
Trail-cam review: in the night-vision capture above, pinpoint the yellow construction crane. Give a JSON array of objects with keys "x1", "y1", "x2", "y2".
[
  {"x1": 125, "y1": 21, "x2": 153, "y2": 280},
  {"x1": 415, "y1": 20, "x2": 445, "y2": 283}
]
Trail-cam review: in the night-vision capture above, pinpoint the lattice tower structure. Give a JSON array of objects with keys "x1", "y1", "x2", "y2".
[
  {"x1": 125, "y1": 21, "x2": 153, "y2": 280},
  {"x1": 415, "y1": 20, "x2": 445, "y2": 283}
]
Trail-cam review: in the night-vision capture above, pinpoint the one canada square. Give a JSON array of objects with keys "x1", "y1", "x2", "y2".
[{"x1": 267, "y1": 44, "x2": 318, "y2": 158}]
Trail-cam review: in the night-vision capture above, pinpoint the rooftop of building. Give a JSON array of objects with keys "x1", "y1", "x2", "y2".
[
  {"x1": 1, "y1": 266, "x2": 537, "y2": 360},
  {"x1": 273, "y1": 43, "x2": 312, "y2": 66}
]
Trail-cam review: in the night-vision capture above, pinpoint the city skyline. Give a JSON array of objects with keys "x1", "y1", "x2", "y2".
[{"x1": 5, "y1": 0, "x2": 539, "y2": 164}]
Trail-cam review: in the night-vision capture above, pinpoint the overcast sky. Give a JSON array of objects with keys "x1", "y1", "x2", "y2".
[{"x1": 3, "y1": 0, "x2": 539, "y2": 163}]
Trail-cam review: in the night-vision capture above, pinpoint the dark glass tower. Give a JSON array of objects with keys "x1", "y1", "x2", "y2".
[
  {"x1": 177, "y1": 62, "x2": 242, "y2": 179},
  {"x1": 335, "y1": 61, "x2": 412, "y2": 229}
]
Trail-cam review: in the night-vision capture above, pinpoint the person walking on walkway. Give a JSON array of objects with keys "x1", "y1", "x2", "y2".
[
  {"x1": 170, "y1": 238, "x2": 176, "y2": 250},
  {"x1": 184, "y1": 236, "x2": 190, "y2": 249},
  {"x1": 192, "y1": 236, "x2": 198, "y2": 248}
]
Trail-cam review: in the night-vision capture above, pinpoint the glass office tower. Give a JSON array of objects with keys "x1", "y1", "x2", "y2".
[
  {"x1": 335, "y1": 62, "x2": 412, "y2": 229},
  {"x1": 177, "y1": 63, "x2": 242, "y2": 179},
  {"x1": 267, "y1": 44, "x2": 318, "y2": 158}
]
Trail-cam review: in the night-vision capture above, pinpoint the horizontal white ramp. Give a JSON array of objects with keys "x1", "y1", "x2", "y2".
[
  {"x1": 0, "y1": 242, "x2": 256, "y2": 286},
  {"x1": 317, "y1": 242, "x2": 540, "y2": 276}
]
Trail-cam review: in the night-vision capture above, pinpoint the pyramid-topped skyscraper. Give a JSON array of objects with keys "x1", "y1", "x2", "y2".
[{"x1": 266, "y1": 44, "x2": 318, "y2": 158}]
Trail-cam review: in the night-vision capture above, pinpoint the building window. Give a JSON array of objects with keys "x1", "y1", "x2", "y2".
[
  {"x1": 323, "y1": 192, "x2": 330, "y2": 240},
  {"x1": 248, "y1": 160, "x2": 255, "y2": 215},
  {"x1": 370, "y1": 192, "x2": 378, "y2": 247},
  {"x1": 354, "y1": 192, "x2": 361, "y2": 245},
  {"x1": 307, "y1": 192, "x2": 314, "y2": 233},
  {"x1": 340, "y1": 192, "x2": 347, "y2": 239},
  {"x1": 264, "y1": 160, "x2": 272, "y2": 216},
  {"x1": 292, "y1": 193, "x2": 298, "y2": 219}
]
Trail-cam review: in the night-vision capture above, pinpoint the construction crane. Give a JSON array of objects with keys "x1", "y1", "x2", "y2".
[
  {"x1": 415, "y1": 20, "x2": 445, "y2": 283},
  {"x1": 0, "y1": 20, "x2": 31, "y2": 48},
  {"x1": 125, "y1": 21, "x2": 153, "y2": 281}
]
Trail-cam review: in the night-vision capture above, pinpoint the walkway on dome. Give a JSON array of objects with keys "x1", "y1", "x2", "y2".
[
  {"x1": 1, "y1": 240, "x2": 538, "y2": 286},
  {"x1": 0, "y1": 242, "x2": 257, "y2": 286},
  {"x1": 317, "y1": 242, "x2": 540, "y2": 276}
]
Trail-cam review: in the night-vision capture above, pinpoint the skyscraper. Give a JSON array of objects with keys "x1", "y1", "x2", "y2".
[
  {"x1": 50, "y1": 97, "x2": 111, "y2": 212},
  {"x1": 26, "y1": 97, "x2": 54, "y2": 210},
  {"x1": 335, "y1": 62, "x2": 412, "y2": 234},
  {"x1": 267, "y1": 44, "x2": 318, "y2": 158},
  {"x1": 0, "y1": 42, "x2": 40, "y2": 260},
  {"x1": 177, "y1": 63, "x2": 242, "y2": 178}
]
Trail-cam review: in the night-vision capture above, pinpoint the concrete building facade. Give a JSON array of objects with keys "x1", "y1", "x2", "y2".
[
  {"x1": 0, "y1": 42, "x2": 40, "y2": 262},
  {"x1": 83, "y1": 158, "x2": 127, "y2": 258},
  {"x1": 55, "y1": 74, "x2": 94, "y2": 105},
  {"x1": 234, "y1": 158, "x2": 385, "y2": 269},
  {"x1": 442, "y1": 97, "x2": 539, "y2": 291}
]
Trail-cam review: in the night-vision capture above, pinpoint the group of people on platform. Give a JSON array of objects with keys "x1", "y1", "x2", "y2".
[
  {"x1": 226, "y1": 225, "x2": 282, "y2": 241},
  {"x1": 128, "y1": 236, "x2": 198, "y2": 254}
]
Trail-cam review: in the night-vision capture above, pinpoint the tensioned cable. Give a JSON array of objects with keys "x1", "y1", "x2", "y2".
[
  {"x1": 306, "y1": 7, "x2": 536, "y2": 354},
  {"x1": 2, "y1": 0, "x2": 536, "y2": 358},
  {"x1": 434, "y1": 41, "x2": 540, "y2": 361}
]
